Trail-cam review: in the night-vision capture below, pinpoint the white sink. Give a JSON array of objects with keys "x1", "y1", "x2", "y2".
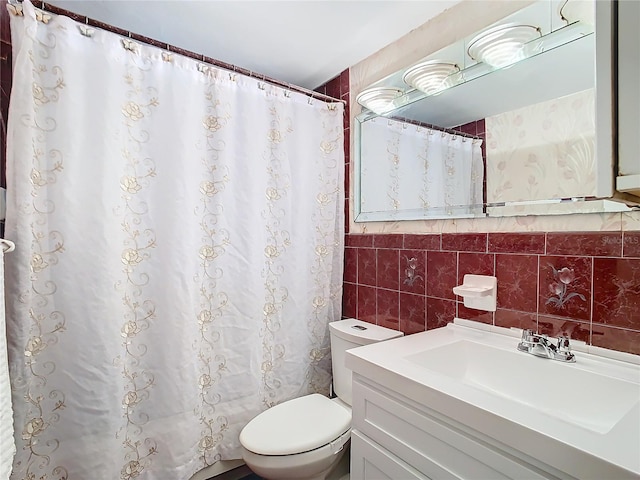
[
  {"x1": 406, "y1": 339, "x2": 640, "y2": 434},
  {"x1": 345, "y1": 319, "x2": 640, "y2": 478}
]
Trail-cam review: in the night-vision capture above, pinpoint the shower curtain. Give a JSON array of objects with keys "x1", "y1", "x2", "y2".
[{"x1": 4, "y1": 2, "x2": 344, "y2": 479}]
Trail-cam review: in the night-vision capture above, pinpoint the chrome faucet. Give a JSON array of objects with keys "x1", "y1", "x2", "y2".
[{"x1": 517, "y1": 329, "x2": 575, "y2": 363}]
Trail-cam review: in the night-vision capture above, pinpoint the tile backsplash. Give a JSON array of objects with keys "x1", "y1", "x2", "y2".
[{"x1": 343, "y1": 232, "x2": 640, "y2": 355}]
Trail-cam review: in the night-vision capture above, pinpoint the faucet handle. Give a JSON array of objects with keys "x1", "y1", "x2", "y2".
[
  {"x1": 557, "y1": 335, "x2": 572, "y2": 352},
  {"x1": 555, "y1": 335, "x2": 576, "y2": 362},
  {"x1": 521, "y1": 329, "x2": 534, "y2": 341}
]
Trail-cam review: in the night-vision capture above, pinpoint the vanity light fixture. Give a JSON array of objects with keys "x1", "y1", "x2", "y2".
[
  {"x1": 355, "y1": 86, "x2": 405, "y2": 115},
  {"x1": 402, "y1": 60, "x2": 462, "y2": 96},
  {"x1": 467, "y1": 23, "x2": 543, "y2": 69}
]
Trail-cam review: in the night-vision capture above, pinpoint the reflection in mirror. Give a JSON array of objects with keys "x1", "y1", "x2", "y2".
[
  {"x1": 359, "y1": 117, "x2": 484, "y2": 220},
  {"x1": 353, "y1": 0, "x2": 631, "y2": 222}
]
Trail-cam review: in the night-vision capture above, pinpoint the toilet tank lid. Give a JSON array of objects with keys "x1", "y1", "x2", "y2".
[
  {"x1": 329, "y1": 318, "x2": 403, "y2": 345},
  {"x1": 239, "y1": 394, "x2": 351, "y2": 455}
]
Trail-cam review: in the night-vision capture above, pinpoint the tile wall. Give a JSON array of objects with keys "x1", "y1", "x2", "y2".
[{"x1": 342, "y1": 232, "x2": 640, "y2": 355}]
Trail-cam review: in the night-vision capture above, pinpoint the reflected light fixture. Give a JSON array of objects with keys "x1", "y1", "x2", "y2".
[
  {"x1": 467, "y1": 23, "x2": 542, "y2": 69},
  {"x1": 402, "y1": 60, "x2": 462, "y2": 96},
  {"x1": 356, "y1": 87, "x2": 405, "y2": 115}
]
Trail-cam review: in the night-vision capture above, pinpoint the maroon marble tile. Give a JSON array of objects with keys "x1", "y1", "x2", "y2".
[
  {"x1": 458, "y1": 253, "x2": 494, "y2": 285},
  {"x1": 399, "y1": 293, "x2": 426, "y2": 335},
  {"x1": 374, "y1": 234, "x2": 403, "y2": 249},
  {"x1": 344, "y1": 199, "x2": 350, "y2": 234},
  {"x1": 0, "y1": 1, "x2": 10, "y2": 44},
  {"x1": 442, "y1": 233, "x2": 487, "y2": 252},
  {"x1": 344, "y1": 247, "x2": 357, "y2": 284},
  {"x1": 325, "y1": 78, "x2": 340, "y2": 99},
  {"x1": 537, "y1": 315, "x2": 590, "y2": 343},
  {"x1": 343, "y1": 126, "x2": 350, "y2": 164},
  {"x1": 0, "y1": 43, "x2": 10, "y2": 86},
  {"x1": 495, "y1": 309, "x2": 537, "y2": 331},
  {"x1": 538, "y1": 256, "x2": 592, "y2": 321},
  {"x1": 454, "y1": 121, "x2": 476, "y2": 136},
  {"x1": 457, "y1": 303, "x2": 494, "y2": 325},
  {"x1": 426, "y1": 251, "x2": 457, "y2": 300},
  {"x1": 488, "y1": 233, "x2": 545, "y2": 254},
  {"x1": 426, "y1": 297, "x2": 456, "y2": 330},
  {"x1": 591, "y1": 324, "x2": 640, "y2": 356},
  {"x1": 623, "y1": 232, "x2": 640, "y2": 258},
  {"x1": 593, "y1": 257, "x2": 640, "y2": 330},
  {"x1": 357, "y1": 248, "x2": 376, "y2": 287},
  {"x1": 546, "y1": 232, "x2": 622, "y2": 257},
  {"x1": 346, "y1": 234, "x2": 374, "y2": 248},
  {"x1": 339, "y1": 69, "x2": 349, "y2": 98},
  {"x1": 399, "y1": 250, "x2": 426, "y2": 295},
  {"x1": 476, "y1": 119, "x2": 486, "y2": 135},
  {"x1": 496, "y1": 254, "x2": 538, "y2": 312},
  {"x1": 403, "y1": 234, "x2": 441, "y2": 250},
  {"x1": 376, "y1": 288, "x2": 399, "y2": 330},
  {"x1": 356, "y1": 285, "x2": 376, "y2": 325},
  {"x1": 342, "y1": 282, "x2": 357, "y2": 319},
  {"x1": 376, "y1": 249, "x2": 399, "y2": 290},
  {"x1": 344, "y1": 161, "x2": 350, "y2": 199}
]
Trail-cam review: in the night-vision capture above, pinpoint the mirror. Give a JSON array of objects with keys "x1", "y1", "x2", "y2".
[{"x1": 354, "y1": 0, "x2": 631, "y2": 222}]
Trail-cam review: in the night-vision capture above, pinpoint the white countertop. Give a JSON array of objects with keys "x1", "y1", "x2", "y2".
[{"x1": 345, "y1": 319, "x2": 640, "y2": 479}]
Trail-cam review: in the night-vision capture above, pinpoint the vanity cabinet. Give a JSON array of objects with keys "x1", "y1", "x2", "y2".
[
  {"x1": 350, "y1": 374, "x2": 570, "y2": 480},
  {"x1": 617, "y1": 0, "x2": 640, "y2": 196}
]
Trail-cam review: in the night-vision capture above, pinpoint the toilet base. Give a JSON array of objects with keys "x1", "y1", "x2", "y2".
[{"x1": 242, "y1": 440, "x2": 350, "y2": 480}]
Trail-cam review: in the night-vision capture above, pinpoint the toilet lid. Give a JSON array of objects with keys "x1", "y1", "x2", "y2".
[{"x1": 239, "y1": 394, "x2": 351, "y2": 455}]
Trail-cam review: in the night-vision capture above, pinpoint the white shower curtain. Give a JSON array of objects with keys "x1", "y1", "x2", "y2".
[{"x1": 4, "y1": 2, "x2": 344, "y2": 479}]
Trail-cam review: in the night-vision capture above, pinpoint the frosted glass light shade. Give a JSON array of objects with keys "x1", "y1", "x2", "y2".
[
  {"x1": 402, "y1": 61, "x2": 461, "y2": 96},
  {"x1": 467, "y1": 23, "x2": 542, "y2": 69},
  {"x1": 356, "y1": 87, "x2": 404, "y2": 115}
]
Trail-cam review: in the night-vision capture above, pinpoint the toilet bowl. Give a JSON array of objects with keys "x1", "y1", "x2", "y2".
[
  {"x1": 239, "y1": 319, "x2": 403, "y2": 480},
  {"x1": 240, "y1": 394, "x2": 351, "y2": 480}
]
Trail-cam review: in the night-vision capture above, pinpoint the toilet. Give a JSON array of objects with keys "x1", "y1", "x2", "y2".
[{"x1": 239, "y1": 318, "x2": 403, "y2": 480}]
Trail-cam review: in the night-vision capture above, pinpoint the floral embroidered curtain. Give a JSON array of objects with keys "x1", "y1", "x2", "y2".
[
  {"x1": 359, "y1": 117, "x2": 484, "y2": 220},
  {"x1": 4, "y1": 2, "x2": 344, "y2": 479}
]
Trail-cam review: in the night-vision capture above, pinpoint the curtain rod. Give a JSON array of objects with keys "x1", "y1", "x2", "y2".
[
  {"x1": 20, "y1": 1, "x2": 346, "y2": 106},
  {"x1": 392, "y1": 115, "x2": 483, "y2": 141}
]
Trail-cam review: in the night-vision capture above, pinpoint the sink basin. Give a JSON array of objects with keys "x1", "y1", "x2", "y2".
[{"x1": 405, "y1": 339, "x2": 640, "y2": 434}]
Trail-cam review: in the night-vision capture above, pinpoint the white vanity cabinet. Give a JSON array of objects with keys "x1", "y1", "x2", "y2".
[
  {"x1": 350, "y1": 374, "x2": 567, "y2": 480},
  {"x1": 346, "y1": 322, "x2": 640, "y2": 480},
  {"x1": 617, "y1": 0, "x2": 640, "y2": 196}
]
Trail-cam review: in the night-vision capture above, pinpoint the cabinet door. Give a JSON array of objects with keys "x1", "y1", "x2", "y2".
[
  {"x1": 350, "y1": 430, "x2": 432, "y2": 480},
  {"x1": 617, "y1": 0, "x2": 640, "y2": 195},
  {"x1": 352, "y1": 376, "x2": 563, "y2": 480}
]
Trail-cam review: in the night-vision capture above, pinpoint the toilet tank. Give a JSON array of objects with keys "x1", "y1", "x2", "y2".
[{"x1": 328, "y1": 318, "x2": 403, "y2": 406}]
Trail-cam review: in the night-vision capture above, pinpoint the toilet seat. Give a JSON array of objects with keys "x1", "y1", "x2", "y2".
[{"x1": 239, "y1": 394, "x2": 351, "y2": 456}]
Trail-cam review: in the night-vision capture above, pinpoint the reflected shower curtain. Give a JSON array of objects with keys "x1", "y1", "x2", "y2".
[
  {"x1": 360, "y1": 117, "x2": 483, "y2": 217},
  {"x1": 4, "y1": 2, "x2": 344, "y2": 479}
]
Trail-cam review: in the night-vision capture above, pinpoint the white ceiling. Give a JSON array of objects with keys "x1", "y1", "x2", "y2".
[{"x1": 45, "y1": 0, "x2": 461, "y2": 90}]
